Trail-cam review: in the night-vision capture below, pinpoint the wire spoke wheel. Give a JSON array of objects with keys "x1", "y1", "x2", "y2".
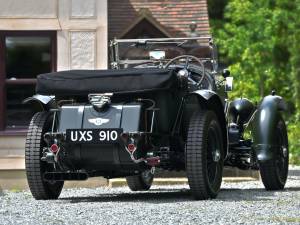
[
  {"x1": 207, "y1": 127, "x2": 221, "y2": 186},
  {"x1": 259, "y1": 116, "x2": 289, "y2": 190},
  {"x1": 25, "y1": 112, "x2": 64, "y2": 200},
  {"x1": 276, "y1": 124, "x2": 289, "y2": 182},
  {"x1": 186, "y1": 110, "x2": 224, "y2": 200}
]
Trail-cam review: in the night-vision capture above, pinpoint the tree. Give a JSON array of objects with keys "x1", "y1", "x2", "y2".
[
  {"x1": 215, "y1": 1, "x2": 293, "y2": 102},
  {"x1": 210, "y1": 0, "x2": 300, "y2": 163},
  {"x1": 286, "y1": 0, "x2": 300, "y2": 119}
]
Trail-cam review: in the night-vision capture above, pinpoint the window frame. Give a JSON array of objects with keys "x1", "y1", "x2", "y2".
[{"x1": 0, "y1": 30, "x2": 57, "y2": 131}]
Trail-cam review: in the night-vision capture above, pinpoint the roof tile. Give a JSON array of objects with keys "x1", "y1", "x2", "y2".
[{"x1": 108, "y1": 0, "x2": 210, "y2": 39}]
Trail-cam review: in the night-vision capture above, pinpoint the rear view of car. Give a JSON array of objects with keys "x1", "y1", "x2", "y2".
[{"x1": 24, "y1": 37, "x2": 289, "y2": 200}]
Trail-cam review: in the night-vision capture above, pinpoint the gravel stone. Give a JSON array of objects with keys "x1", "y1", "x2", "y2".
[{"x1": 0, "y1": 174, "x2": 300, "y2": 225}]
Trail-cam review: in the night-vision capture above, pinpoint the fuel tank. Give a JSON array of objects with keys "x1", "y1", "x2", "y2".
[
  {"x1": 57, "y1": 103, "x2": 143, "y2": 172},
  {"x1": 58, "y1": 103, "x2": 141, "y2": 132},
  {"x1": 228, "y1": 98, "x2": 255, "y2": 125}
]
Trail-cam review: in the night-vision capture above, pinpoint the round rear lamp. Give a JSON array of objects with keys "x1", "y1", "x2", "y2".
[
  {"x1": 127, "y1": 144, "x2": 136, "y2": 152},
  {"x1": 50, "y1": 144, "x2": 59, "y2": 153}
]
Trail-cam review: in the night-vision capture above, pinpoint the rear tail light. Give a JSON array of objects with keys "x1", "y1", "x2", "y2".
[
  {"x1": 50, "y1": 144, "x2": 59, "y2": 153},
  {"x1": 146, "y1": 156, "x2": 160, "y2": 167},
  {"x1": 127, "y1": 144, "x2": 136, "y2": 152}
]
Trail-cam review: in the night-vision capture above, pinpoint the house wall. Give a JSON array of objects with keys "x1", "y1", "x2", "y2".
[
  {"x1": 0, "y1": 0, "x2": 108, "y2": 70},
  {"x1": 0, "y1": 0, "x2": 108, "y2": 170},
  {"x1": 57, "y1": 0, "x2": 108, "y2": 70}
]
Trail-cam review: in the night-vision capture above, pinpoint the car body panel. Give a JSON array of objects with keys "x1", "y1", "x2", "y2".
[{"x1": 252, "y1": 95, "x2": 287, "y2": 162}]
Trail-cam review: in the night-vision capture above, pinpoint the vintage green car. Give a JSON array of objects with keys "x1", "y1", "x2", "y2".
[{"x1": 24, "y1": 36, "x2": 289, "y2": 200}]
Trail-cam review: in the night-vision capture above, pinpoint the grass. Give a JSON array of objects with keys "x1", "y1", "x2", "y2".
[
  {"x1": 9, "y1": 188, "x2": 22, "y2": 193},
  {"x1": 270, "y1": 216, "x2": 300, "y2": 223}
]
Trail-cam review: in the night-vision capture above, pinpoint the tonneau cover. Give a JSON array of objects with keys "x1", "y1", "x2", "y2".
[{"x1": 36, "y1": 68, "x2": 176, "y2": 95}]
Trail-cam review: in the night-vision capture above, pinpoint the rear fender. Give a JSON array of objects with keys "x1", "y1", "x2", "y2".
[
  {"x1": 185, "y1": 90, "x2": 228, "y2": 156},
  {"x1": 23, "y1": 94, "x2": 56, "y2": 111},
  {"x1": 252, "y1": 95, "x2": 287, "y2": 162}
]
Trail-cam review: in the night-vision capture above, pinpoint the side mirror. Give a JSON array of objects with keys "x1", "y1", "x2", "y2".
[
  {"x1": 222, "y1": 69, "x2": 230, "y2": 78},
  {"x1": 225, "y1": 77, "x2": 233, "y2": 92}
]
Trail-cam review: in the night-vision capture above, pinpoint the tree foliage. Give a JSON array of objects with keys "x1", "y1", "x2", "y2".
[{"x1": 209, "y1": 0, "x2": 300, "y2": 163}]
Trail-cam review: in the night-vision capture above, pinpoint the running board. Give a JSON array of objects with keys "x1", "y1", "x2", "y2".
[{"x1": 44, "y1": 172, "x2": 88, "y2": 181}]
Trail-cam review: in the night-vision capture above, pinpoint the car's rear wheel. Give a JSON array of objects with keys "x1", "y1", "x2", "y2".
[
  {"x1": 25, "y1": 112, "x2": 64, "y2": 200},
  {"x1": 186, "y1": 110, "x2": 224, "y2": 200},
  {"x1": 259, "y1": 116, "x2": 289, "y2": 190},
  {"x1": 126, "y1": 169, "x2": 154, "y2": 191}
]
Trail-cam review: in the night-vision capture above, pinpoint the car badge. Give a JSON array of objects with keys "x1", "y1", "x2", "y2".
[{"x1": 88, "y1": 118, "x2": 110, "y2": 126}]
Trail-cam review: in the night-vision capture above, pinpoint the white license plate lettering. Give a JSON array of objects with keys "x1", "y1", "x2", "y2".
[
  {"x1": 86, "y1": 131, "x2": 93, "y2": 141},
  {"x1": 66, "y1": 129, "x2": 121, "y2": 144},
  {"x1": 70, "y1": 131, "x2": 78, "y2": 141},
  {"x1": 99, "y1": 130, "x2": 118, "y2": 141},
  {"x1": 110, "y1": 131, "x2": 118, "y2": 141},
  {"x1": 99, "y1": 130, "x2": 106, "y2": 141},
  {"x1": 79, "y1": 131, "x2": 87, "y2": 141}
]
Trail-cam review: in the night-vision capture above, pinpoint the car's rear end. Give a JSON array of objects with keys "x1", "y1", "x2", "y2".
[
  {"x1": 52, "y1": 100, "x2": 144, "y2": 174},
  {"x1": 24, "y1": 68, "x2": 181, "y2": 199}
]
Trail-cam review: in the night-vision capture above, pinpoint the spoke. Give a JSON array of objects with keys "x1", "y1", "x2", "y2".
[
  {"x1": 275, "y1": 126, "x2": 288, "y2": 180},
  {"x1": 184, "y1": 56, "x2": 189, "y2": 69},
  {"x1": 208, "y1": 162, "x2": 217, "y2": 184}
]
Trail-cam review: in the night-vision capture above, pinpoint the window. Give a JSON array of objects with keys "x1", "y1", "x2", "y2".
[{"x1": 0, "y1": 31, "x2": 56, "y2": 131}]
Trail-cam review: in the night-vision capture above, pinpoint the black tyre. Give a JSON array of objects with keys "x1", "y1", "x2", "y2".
[
  {"x1": 186, "y1": 110, "x2": 224, "y2": 200},
  {"x1": 25, "y1": 112, "x2": 64, "y2": 200},
  {"x1": 126, "y1": 169, "x2": 154, "y2": 191},
  {"x1": 259, "y1": 116, "x2": 289, "y2": 190}
]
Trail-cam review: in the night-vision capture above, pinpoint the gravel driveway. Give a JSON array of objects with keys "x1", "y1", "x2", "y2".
[{"x1": 0, "y1": 174, "x2": 300, "y2": 225}]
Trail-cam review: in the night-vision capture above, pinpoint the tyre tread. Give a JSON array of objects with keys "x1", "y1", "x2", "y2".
[
  {"x1": 25, "y1": 112, "x2": 63, "y2": 200},
  {"x1": 186, "y1": 110, "x2": 223, "y2": 200}
]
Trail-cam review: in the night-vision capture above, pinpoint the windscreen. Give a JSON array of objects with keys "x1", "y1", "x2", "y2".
[{"x1": 114, "y1": 38, "x2": 214, "y2": 68}]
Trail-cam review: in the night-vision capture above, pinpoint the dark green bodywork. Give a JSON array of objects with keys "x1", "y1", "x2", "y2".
[{"x1": 252, "y1": 95, "x2": 287, "y2": 162}]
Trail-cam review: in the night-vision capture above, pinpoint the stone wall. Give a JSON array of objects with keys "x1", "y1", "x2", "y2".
[
  {"x1": 0, "y1": 0, "x2": 108, "y2": 70},
  {"x1": 0, "y1": 0, "x2": 108, "y2": 166},
  {"x1": 57, "y1": 0, "x2": 108, "y2": 70}
]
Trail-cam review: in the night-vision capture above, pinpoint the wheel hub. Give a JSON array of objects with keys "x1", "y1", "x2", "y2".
[
  {"x1": 212, "y1": 149, "x2": 221, "y2": 162},
  {"x1": 282, "y1": 146, "x2": 288, "y2": 158},
  {"x1": 150, "y1": 167, "x2": 155, "y2": 174}
]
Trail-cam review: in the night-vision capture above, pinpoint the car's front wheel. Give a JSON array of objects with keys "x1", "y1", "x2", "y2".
[
  {"x1": 259, "y1": 116, "x2": 289, "y2": 190},
  {"x1": 25, "y1": 112, "x2": 64, "y2": 200},
  {"x1": 186, "y1": 110, "x2": 224, "y2": 200}
]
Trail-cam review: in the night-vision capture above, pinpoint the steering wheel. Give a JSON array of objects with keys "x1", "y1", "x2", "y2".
[{"x1": 164, "y1": 55, "x2": 206, "y2": 86}]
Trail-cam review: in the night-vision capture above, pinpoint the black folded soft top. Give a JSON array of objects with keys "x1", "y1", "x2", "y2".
[{"x1": 36, "y1": 68, "x2": 176, "y2": 96}]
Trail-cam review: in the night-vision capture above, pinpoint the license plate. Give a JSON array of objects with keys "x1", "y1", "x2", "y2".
[{"x1": 66, "y1": 129, "x2": 123, "y2": 144}]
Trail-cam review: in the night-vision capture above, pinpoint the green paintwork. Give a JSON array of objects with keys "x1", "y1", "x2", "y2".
[{"x1": 252, "y1": 95, "x2": 286, "y2": 162}]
